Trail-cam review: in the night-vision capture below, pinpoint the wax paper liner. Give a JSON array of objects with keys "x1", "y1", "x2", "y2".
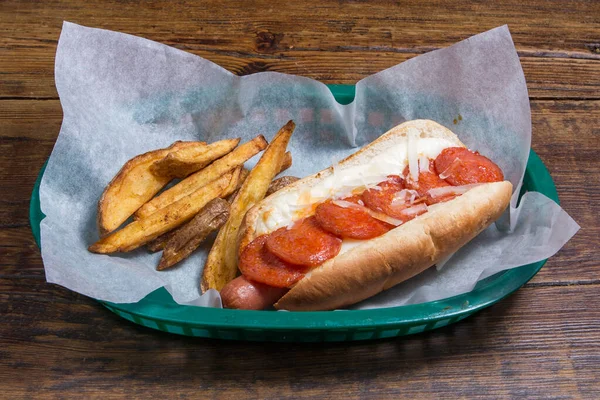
[{"x1": 39, "y1": 22, "x2": 579, "y2": 308}]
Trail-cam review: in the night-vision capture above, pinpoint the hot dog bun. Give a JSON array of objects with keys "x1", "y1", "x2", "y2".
[
  {"x1": 274, "y1": 181, "x2": 511, "y2": 310},
  {"x1": 238, "y1": 120, "x2": 512, "y2": 311}
]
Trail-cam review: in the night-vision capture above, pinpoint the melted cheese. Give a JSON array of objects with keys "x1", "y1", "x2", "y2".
[{"x1": 254, "y1": 136, "x2": 456, "y2": 241}]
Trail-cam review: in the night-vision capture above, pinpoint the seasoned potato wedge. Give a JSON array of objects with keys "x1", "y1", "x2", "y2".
[
  {"x1": 226, "y1": 151, "x2": 293, "y2": 203},
  {"x1": 135, "y1": 135, "x2": 268, "y2": 219},
  {"x1": 97, "y1": 141, "x2": 206, "y2": 236},
  {"x1": 157, "y1": 198, "x2": 230, "y2": 270},
  {"x1": 148, "y1": 168, "x2": 251, "y2": 252},
  {"x1": 279, "y1": 151, "x2": 293, "y2": 174},
  {"x1": 146, "y1": 229, "x2": 177, "y2": 253},
  {"x1": 89, "y1": 167, "x2": 245, "y2": 254},
  {"x1": 151, "y1": 138, "x2": 240, "y2": 179},
  {"x1": 201, "y1": 121, "x2": 295, "y2": 292}
]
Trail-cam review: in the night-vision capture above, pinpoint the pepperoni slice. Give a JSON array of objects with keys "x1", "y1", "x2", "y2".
[
  {"x1": 239, "y1": 235, "x2": 309, "y2": 288},
  {"x1": 315, "y1": 196, "x2": 394, "y2": 239},
  {"x1": 338, "y1": 194, "x2": 363, "y2": 204},
  {"x1": 362, "y1": 175, "x2": 411, "y2": 218},
  {"x1": 265, "y1": 216, "x2": 342, "y2": 267},
  {"x1": 403, "y1": 160, "x2": 454, "y2": 205},
  {"x1": 434, "y1": 147, "x2": 504, "y2": 185}
]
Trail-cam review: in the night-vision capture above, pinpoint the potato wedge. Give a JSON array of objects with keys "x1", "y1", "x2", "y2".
[
  {"x1": 224, "y1": 167, "x2": 250, "y2": 198},
  {"x1": 97, "y1": 141, "x2": 206, "y2": 235},
  {"x1": 89, "y1": 167, "x2": 243, "y2": 254},
  {"x1": 279, "y1": 151, "x2": 293, "y2": 174},
  {"x1": 157, "y1": 198, "x2": 230, "y2": 270},
  {"x1": 151, "y1": 138, "x2": 241, "y2": 179},
  {"x1": 226, "y1": 151, "x2": 292, "y2": 203},
  {"x1": 146, "y1": 229, "x2": 177, "y2": 253},
  {"x1": 135, "y1": 135, "x2": 268, "y2": 220},
  {"x1": 147, "y1": 166, "x2": 245, "y2": 252},
  {"x1": 201, "y1": 121, "x2": 295, "y2": 292}
]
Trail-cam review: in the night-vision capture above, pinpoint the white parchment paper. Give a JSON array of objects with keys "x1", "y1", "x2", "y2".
[{"x1": 40, "y1": 22, "x2": 579, "y2": 308}]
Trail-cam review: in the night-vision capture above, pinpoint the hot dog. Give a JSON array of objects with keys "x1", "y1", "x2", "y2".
[
  {"x1": 220, "y1": 275, "x2": 288, "y2": 310},
  {"x1": 221, "y1": 120, "x2": 512, "y2": 311}
]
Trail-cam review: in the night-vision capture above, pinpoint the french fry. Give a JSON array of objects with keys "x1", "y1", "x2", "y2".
[
  {"x1": 146, "y1": 166, "x2": 246, "y2": 253},
  {"x1": 146, "y1": 230, "x2": 177, "y2": 252},
  {"x1": 224, "y1": 167, "x2": 250, "y2": 197},
  {"x1": 279, "y1": 151, "x2": 293, "y2": 174},
  {"x1": 157, "y1": 198, "x2": 230, "y2": 270},
  {"x1": 89, "y1": 169, "x2": 241, "y2": 254},
  {"x1": 226, "y1": 151, "x2": 292, "y2": 203},
  {"x1": 151, "y1": 138, "x2": 240, "y2": 179},
  {"x1": 135, "y1": 135, "x2": 268, "y2": 220},
  {"x1": 97, "y1": 141, "x2": 206, "y2": 235},
  {"x1": 202, "y1": 121, "x2": 295, "y2": 292}
]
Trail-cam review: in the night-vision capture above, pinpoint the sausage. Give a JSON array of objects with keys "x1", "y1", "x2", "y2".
[
  {"x1": 266, "y1": 216, "x2": 342, "y2": 267},
  {"x1": 403, "y1": 160, "x2": 454, "y2": 205},
  {"x1": 221, "y1": 275, "x2": 288, "y2": 310},
  {"x1": 314, "y1": 196, "x2": 394, "y2": 239},
  {"x1": 239, "y1": 234, "x2": 309, "y2": 288},
  {"x1": 434, "y1": 147, "x2": 504, "y2": 185}
]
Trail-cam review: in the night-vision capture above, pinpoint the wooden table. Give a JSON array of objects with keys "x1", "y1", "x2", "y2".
[{"x1": 2, "y1": 1, "x2": 599, "y2": 398}]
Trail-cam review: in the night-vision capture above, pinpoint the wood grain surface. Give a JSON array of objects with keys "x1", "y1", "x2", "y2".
[{"x1": 1, "y1": 0, "x2": 598, "y2": 398}]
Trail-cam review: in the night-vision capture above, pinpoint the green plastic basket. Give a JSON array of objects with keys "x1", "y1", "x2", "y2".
[{"x1": 30, "y1": 85, "x2": 558, "y2": 342}]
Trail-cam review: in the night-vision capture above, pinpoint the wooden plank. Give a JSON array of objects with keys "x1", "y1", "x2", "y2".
[
  {"x1": 0, "y1": 100, "x2": 62, "y2": 140},
  {"x1": 0, "y1": 227, "x2": 43, "y2": 276},
  {"x1": 3, "y1": 49, "x2": 600, "y2": 99},
  {"x1": 0, "y1": 283, "x2": 598, "y2": 398},
  {"x1": 1, "y1": 0, "x2": 599, "y2": 99},
  {"x1": 528, "y1": 100, "x2": 600, "y2": 285},
  {"x1": 2, "y1": 0, "x2": 598, "y2": 54},
  {"x1": 0, "y1": 99, "x2": 597, "y2": 283},
  {"x1": 2, "y1": 1, "x2": 598, "y2": 397},
  {"x1": 0, "y1": 137, "x2": 54, "y2": 206}
]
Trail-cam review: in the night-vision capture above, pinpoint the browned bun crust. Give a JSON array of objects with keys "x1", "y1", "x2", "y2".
[
  {"x1": 237, "y1": 119, "x2": 512, "y2": 311},
  {"x1": 274, "y1": 180, "x2": 512, "y2": 310}
]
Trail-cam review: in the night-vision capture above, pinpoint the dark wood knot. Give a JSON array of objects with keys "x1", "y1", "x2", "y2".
[
  {"x1": 256, "y1": 31, "x2": 284, "y2": 53},
  {"x1": 585, "y1": 43, "x2": 600, "y2": 54}
]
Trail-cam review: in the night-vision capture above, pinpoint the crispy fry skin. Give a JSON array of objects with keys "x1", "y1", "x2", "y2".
[
  {"x1": 157, "y1": 199, "x2": 230, "y2": 270},
  {"x1": 201, "y1": 225, "x2": 229, "y2": 290},
  {"x1": 97, "y1": 141, "x2": 206, "y2": 235},
  {"x1": 223, "y1": 168, "x2": 250, "y2": 199},
  {"x1": 135, "y1": 135, "x2": 268, "y2": 219},
  {"x1": 266, "y1": 176, "x2": 300, "y2": 196},
  {"x1": 146, "y1": 229, "x2": 177, "y2": 252},
  {"x1": 202, "y1": 121, "x2": 295, "y2": 292},
  {"x1": 151, "y1": 138, "x2": 240, "y2": 179},
  {"x1": 89, "y1": 169, "x2": 241, "y2": 254}
]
